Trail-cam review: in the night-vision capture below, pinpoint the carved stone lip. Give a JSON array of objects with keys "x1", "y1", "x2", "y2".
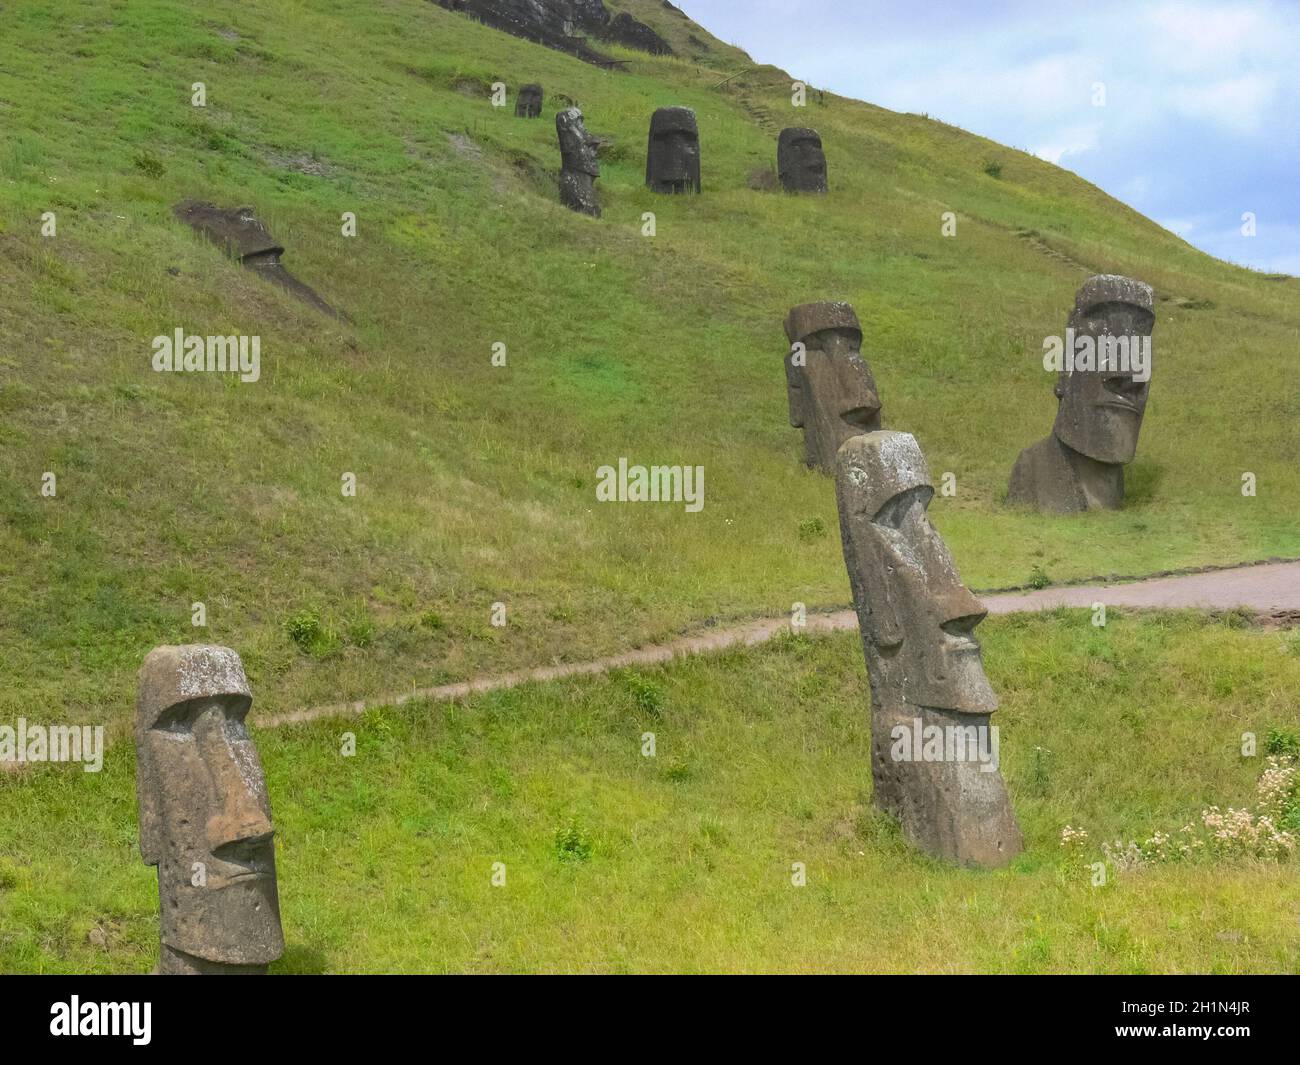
[
  {"x1": 1098, "y1": 398, "x2": 1139, "y2": 412},
  {"x1": 210, "y1": 837, "x2": 275, "y2": 884},
  {"x1": 220, "y1": 869, "x2": 268, "y2": 885},
  {"x1": 917, "y1": 703, "x2": 990, "y2": 717},
  {"x1": 935, "y1": 639, "x2": 985, "y2": 674},
  {"x1": 840, "y1": 405, "x2": 881, "y2": 429}
]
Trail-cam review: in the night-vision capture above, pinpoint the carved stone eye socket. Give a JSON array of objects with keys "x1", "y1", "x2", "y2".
[
  {"x1": 871, "y1": 485, "x2": 931, "y2": 530},
  {"x1": 150, "y1": 698, "x2": 249, "y2": 735},
  {"x1": 151, "y1": 702, "x2": 200, "y2": 734}
]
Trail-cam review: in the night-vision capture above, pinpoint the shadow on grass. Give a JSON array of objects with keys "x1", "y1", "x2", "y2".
[
  {"x1": 1123, "y1": 460, "x2": 1163, "y2": 507},
  {"x1": 273, "y1": 944, "x2": 330, "y2": 974}
]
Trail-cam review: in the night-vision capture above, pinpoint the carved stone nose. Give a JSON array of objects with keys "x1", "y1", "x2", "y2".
[
  {"x1": 207, "y1": 806, "x2": 273, "y2": 853},
  {"x1": 204, "y1": 746, "x2": 271, "y2": 850},
  {"x1": 192, "y1": 707, "x2": 273, "y2": 851},
  {"x1": 937, "y1": 585, "x2": 987, "y2": 634}
]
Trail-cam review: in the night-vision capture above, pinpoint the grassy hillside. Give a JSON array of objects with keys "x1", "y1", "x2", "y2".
[
  {"x1": 0, "y1": 0, "x2": 1296, "y2": 740},
  {"x1": 3, "y1": 612, "x2": 1297, "y2": 973}
]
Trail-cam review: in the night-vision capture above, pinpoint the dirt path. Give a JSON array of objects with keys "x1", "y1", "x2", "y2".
[
  {"x1": 983, "y1": 560, "x2": 1300, "y2": 615},
  {"x1": 258, "y1": 560, "x2": 1300, "y2": 729}
]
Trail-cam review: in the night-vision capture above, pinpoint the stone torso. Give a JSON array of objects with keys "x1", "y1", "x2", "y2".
[{"x1": 1008, "y1": 434, "x2": 1125, "y2": 513}]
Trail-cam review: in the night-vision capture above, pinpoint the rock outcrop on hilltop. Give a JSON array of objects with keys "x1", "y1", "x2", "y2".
[
  {"x1": 605, "y1": 12, "x2": 672, "y2": 54},
  {"x1": 435, "y1": 0, "x2": 672, "y2": 65}
]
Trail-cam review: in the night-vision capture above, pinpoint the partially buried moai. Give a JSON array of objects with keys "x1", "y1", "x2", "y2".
[
  {"x1": 777, "y1": 127, "x2": 827, "y2": 193},
  {"x1": 172, "y1": 200, "x2": 340, "y2": 318},
  {"x1": 557, "y1": 107, "x2": 601, "y2": 217},
  {"x1": 135, "y1": 645, "x2": 284, "y2": 974},
  {"x1": 646, "y1": 107, "x2": 700, "y2": 194},
  {"x1": 1009, "y1": 274, "x2": 1155, "y2": 512},
  {"x1": 784, "y1": 301, "x2": 881, "y2": 474},
  {"x1": 515, "y1": 83, "x2": 543, "y2": 118},
  {"x1": 836, "y1": 432, "x2": 1022, "y2": 867}
]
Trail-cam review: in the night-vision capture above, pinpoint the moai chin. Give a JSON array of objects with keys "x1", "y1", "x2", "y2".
[
  {"x1": 836, "y1": 431, "x2": 1023, "y2": 867},
  {"x1": 1009, "y1": 274, "x2": 1155, "y2": 512},
  {"x1": 777, "y1": 127, "x2": 827, "y2": 193},
  {"x1": 135, "y1": 645, "x2": 284, "y2": 974},
  {"x1": 515, "y1": 83, "x2": 543, "y2": 118},
  {"x1": 556, "y1": 107, "x2": 601, "y2": 217},
  {"x1": 784, "y1": 301, "x2": 882, "y2": 474},
  {"x1": 646, "y1": 107, "x2": 700, "y2": 194}
]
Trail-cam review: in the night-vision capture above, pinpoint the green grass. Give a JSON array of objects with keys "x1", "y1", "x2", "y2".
[
  {"x1": 0, "y1": 0, "x2": 1295, "y2": 729},
  {"x1": 2, "y1": 612, "x2": 1297, "y2": 973}
]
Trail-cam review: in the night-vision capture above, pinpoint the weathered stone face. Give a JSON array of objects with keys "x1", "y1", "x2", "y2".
[
  {"x1": 784, "y1": 301, "x2": 881, "y2": 473},
  {"x1": 777, "y1": 127, "x2": 827, "y2": 193},
  {"x1": 557, "y1": 106, "x2": 599, "y2": 176},
  {"x1": 173, "y1": 201, "x2": 284, "y2": 264},
  {"x1": 516, "y1": 83, "x2": 543, "y2": 118},
  {"x1": 646, "y1": 107, "x2": 700, "y2": 194},
  {"x1": 1009, "y1": 275, "x2": 1154, "y2": 512},
  {"x1": 838, "y1": 433, "x2": 995, "y2": 714},
  {"x1": 556, "y1": 107, "x2": 601, "y2": 217},
  {"x1": 836, "y1": 432, "x2": 1022, "y2": 867},
  {"x1": 1054, "y1": 275, "x2": 1154, "y2": 465},
  {"x1": 136, "y1": 645, "x2": 283, "y2": 974},
  {"x1": 172, "y1": 200, "x2": 341, "y2": 318}
]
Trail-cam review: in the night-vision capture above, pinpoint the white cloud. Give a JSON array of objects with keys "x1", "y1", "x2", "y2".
[
  {"x1": 687, "y1": 0, "x2": 1299, "y2": 273},
  {"x1": 1121, "y1": 175, "x2": 1151, "y2": 200},
  {"x1": 1033, "y1": 124, "x2": 1101, "y2": 164},
  {"x1": 797, "y1": 0, "x2": 1298, "y2": 153},
  {"x1": 1144, "y1": 1, "x2": 1275, "y2": 69},
  {"x1": 1170, "y1": 74, "x2": 1275, "y2": 134}
]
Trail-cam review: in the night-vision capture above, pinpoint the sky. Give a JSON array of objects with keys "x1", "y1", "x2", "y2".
[{"x1": 682, "y1": 0, "x2": 1297, "y2": 275}]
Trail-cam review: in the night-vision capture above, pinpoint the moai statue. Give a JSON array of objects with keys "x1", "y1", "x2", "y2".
[
  {"x1": 646, "y1": 106, "x2": 700, "y2": 194},
  {"x1": 777, "y1": 127, "x2": 827, "y2": 193},
  {"x1": 135, "y1": 645, "x2": 284, "y2": 974},
  {"x1": 515, "y1": 83, "x2": 543, "y2": 118},
  {"x1": 784, "y1": 301, "x2": 881, "y2": 474},
  {"x1": 836, "y1": 432, "x2": 1022, "y2": 867},
  {"x1": 556, "y1": 107, "x2": 601, "y2": 217},
  {"x1": 172, "y1": 200, "x2": 340, "y2": 317},
  {"x1": 1009, "y1": 275, "x2": 1155, "y2": 512}
]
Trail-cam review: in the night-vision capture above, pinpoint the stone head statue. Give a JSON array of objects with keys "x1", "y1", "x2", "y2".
[
  {"x1": 516, "y1": 83, "x2": 543, "y2": 118},
  {"x1": 173, "y1": 201, "x2": 283, "y2": 266},
  {"x1": 1054, "y1": 274, "x2": 1154, "y2": 465},
  {"x1": 646, "y1": 106, "x2": 700, "y2": 194},
  {"x1": 1009, "y1": 274, "x2": 1154, "y2": 512},
  {"x1": 784, "y1": 301, "x2": 881, "y2": 473},
  {"x1": 136, "y1": 645, "x2": 283, "y2": 974},
  {"x1": 556, "y1": 107, "x2": 602, "y2": 218},
  {"x1": 836, "y1": 432, "x2": 1022, "y2": 866},
  {"x1": 558, "y1": 107, "x2": 599, "y2": 176},
  {"x1": 837, "y1": 433, "x2": 995, "y2": 716},
  {"x1": 172, "y1": 200, "x2": 341, "y2": 318},
  {"x1": 777, "y1": 127, "x2": 827, "y2": 193}
]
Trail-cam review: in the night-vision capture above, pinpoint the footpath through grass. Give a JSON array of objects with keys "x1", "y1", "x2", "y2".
[
  {"x1": 2, "y1": 611, "x2": 1297, "y2": 974},
  {"x1": 0, "y1": 0, "x2": 1296, "y2": 730}
]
